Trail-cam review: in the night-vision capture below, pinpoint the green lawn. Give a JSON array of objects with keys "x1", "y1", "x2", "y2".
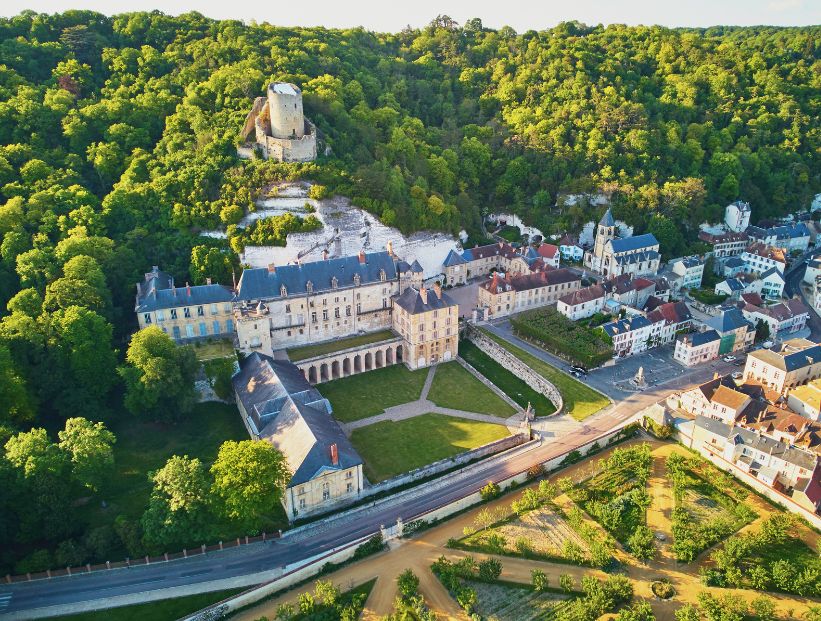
[
  {"x1": 459, "y1": 340, "x2": 556, "y2": 417},
  {"x1": 350, "y1": 413, "x2": 510, "y2": 482},
  {"x1": 53, "y1": 588, "x2": 244, "y2": 621},
  {"x1": 427, "y1": 361, "x2": 516, "y2": 417},
  {"x1": 191, "y1": 338, "x2": 236, "y2": 361},
  {"x1": 287, "y1": 330, "x2": 396, "y2": 361},
  {"x1": 319, "y1": 364, "x2": 428, "y2": 422},
  {"x1": 478, "y1": 328, "x2": 609, "y2": 421}
]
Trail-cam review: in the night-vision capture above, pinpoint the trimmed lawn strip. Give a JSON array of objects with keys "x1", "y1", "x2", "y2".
[
  {"x1": 53, "y1": 588, "x2": 244, "y2": 621},
  {"x1": 191, "y1": 338, "x2": 236, "y2": 361},
  {"x1": 478, "y1": 328, "x2": 609, "y2": 421},
  {"x1": 350, "y1": 413, "x2": 510, "y2": 482},
  {"x1": 459, "y1": 340, "x2": 556, "y2": 417},
  {"x1": 287, "y1": 330, "x2": 396, "y2": 361},
  {"x1": 319, "y1": 364, "x2": 428, "y2": 422},
  {"x1": 427, "y1": 361, "x2": 516, "y2": 417}
]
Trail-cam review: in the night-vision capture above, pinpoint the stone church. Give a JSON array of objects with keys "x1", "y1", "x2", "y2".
[{"x1": 584, "y1": 209, "x2": 661, "y2": 278}]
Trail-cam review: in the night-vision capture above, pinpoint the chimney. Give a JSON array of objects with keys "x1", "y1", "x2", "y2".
[
  {"x1": 434, "y1": 282, "x2": 442, "y2": 300},
  {"x1": 386, "y1": 240, "x2": 394, "y2": 257},
  {"x1": 420, "y1": 286, "x2": 428, "y2": 305},
  {"x1": 358, "y1": 249, "x2": 366, "y2": 264},
  {"x1": 172, "y1": 286, "x2": 176, "y2": 297},
  {"x1": 186, "y1": 282, "x2": 191, "y2": 296},
  {"x1": 329, "y1": 443, "x2": 338, "y2": 466},
  {"x1": 322, "y1": 249, "x2": 329, "y2": 260},
  {"x1": 206, "y1": 277, "x2": 212, "y2": 285},
  {"x1": 267, "y1": 263, "x2": 276, "y2": 273}
]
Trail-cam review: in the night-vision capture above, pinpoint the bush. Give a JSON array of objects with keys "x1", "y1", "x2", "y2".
[
  {"x1": 353, "y1": 533, "x2": 384, "y2": 559},
  {"x1": 397, "y1": 569, "x2": 420, "y2": 599},
  {"x1": 480, "y1": 481, "x2": 500, "y2": 501},
  {"x1": 651, "y1": 580, "x2": 675, "y2": 599},
  {"x1": 204, "y1": 357, "x2": 236, "y2": 400},
  {"x1": 15, "y1": 549, "x2": 53, "y2": 574},
  {"x1": 532, "y1": 568, "x2": 549, "y2": 591},
  {"x1": 477, "y1": 558, "x2": 502, "y2": 582},
  {"x1": 55, "y1": 539, "x2": 87, "y2": 567}
]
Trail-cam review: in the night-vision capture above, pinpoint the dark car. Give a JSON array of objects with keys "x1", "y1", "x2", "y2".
[{"x1": 570, "y1": 365, "x2": 588, "y2": 375}]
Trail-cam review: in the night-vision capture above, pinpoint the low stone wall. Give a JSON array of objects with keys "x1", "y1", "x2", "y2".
[
  {"x1": 465, "y1": 324, "x2": 564, "y2": 414},
  {"x1": 457, "y1": 356, "x2": 522, "y2": 412}
]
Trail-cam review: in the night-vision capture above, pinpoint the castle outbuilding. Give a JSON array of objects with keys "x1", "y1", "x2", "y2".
[{"x1": 240, "y1": 82, "x2": 317, "y2": 162}]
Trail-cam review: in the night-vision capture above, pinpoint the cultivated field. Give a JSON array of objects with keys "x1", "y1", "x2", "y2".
[{"x1": 469, "y1": 580, "x2": 574, "y2": 621}]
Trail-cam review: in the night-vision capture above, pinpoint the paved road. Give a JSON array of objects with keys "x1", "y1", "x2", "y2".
[{"x1": 2, "y1": 334, "x2": 733, "y2": 619}]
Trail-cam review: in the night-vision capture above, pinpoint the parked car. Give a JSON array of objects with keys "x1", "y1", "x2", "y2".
[
  {"x1": 732, "y1": 371, "x2": 743, "y2": 380},
  {"x1": 570, "y1": 370, "x2": 585, "y2": 378},
  {"x1": 722, "y1": 355, "x2": 737, "y2": 363},
  {"x1": 570, "y1": 365, "x2": 588, "y2": 375},
  {"x1": 733, "y1": 358, "x2": 746, "y2": 366},
  {"x1": 762, "y1": 340, "x2": 774, "y2": 349}
]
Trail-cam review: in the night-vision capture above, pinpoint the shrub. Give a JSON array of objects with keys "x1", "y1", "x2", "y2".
[
  {"x1": 353, "y1": 533, "x2": 384, "y2": 559},
  {"x1": 527, "y1": 464, "x2": 545, "y2": 479},
  {"x1": 397, "y1": 569, "x2": 420, "y2": 599},
  {"x1": 204, "y1": 357, "x2": 236, "y2": 400},
  {"x1": 480, "y1": 481, "x2": 500, "y2": 501},
  {"x1": 651, "y1": 580, "x2": 675, "y2": 599},
  {"x1": 55, "y1": 539, "x2": 87, "y2": 567},
  {"x1": 532, "y1": 568, "x2": 549, "y2": 591},
  {"x1": 477, "y1": 558, "x2": 502, "y2": 582},
  {"x1": 628, "y1": 525, "x2": 657, "y2": 561},
  {"x1": 559, "y1": 573, "x2": 574, "y2": 592},
  {"x1": 14, "y1": 549, "x2": 53, "y2": 574}
]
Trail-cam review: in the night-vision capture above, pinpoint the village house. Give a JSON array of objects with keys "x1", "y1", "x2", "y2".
[
  {"x1": 667, "y1": 256, "x2": 704, "y2": 294},
  {"x1": 557, "y1": 284, "x2": 606, "y2": 321},
  {"x1": 645, "y1": 301, "x2": 693, "y2": 345},
  {"x1": 677, "y1": 375, "x2": 757, "y2": 423},
  {"x1": 558, "y1": 233, "x2": 584, "y2": 262},
  {"x1": 741, "y1": 298, "x2": 809, "y2": 338},
  {"x1": 740, "y1": 242, "x2": 787, "y2": 276},
  {"x1": 478, "y1": 269, "x2": 581, "y2": 319},
  {"x1": 725, "y1": 201, "x2": 752, "y2": 232},
  {"x1": 747, "y1": 222, "x2": 811, "y2": 254},
  {"x1": 698, "y1": 229, "x2": 748, "y2": 259},
  {"x1": 803, "y1": 258, "x2": 821, "y2": 285},
  {"x1": 392, "y1": 283, "x2": 458, "y2": 369},
  {"x1": 674, "y1": 330, "x2": 721, "y2": 367},
  {"x1": 600, "y1": 315, "x2": 659, "y2": 357},
  {"x1": 601, "y1": 274, "x2": 657, "y2": 309},
  {"x1": 134, "y1": 266, "x2": 236, "y2": 342},
  {"x1": 699, "y1": 308, "x2": 755, "y2": 354},
  {"x1": 743, "y1": 338, "x2": 821, "y2": 394},
  {"x1": 584, "y1": 209, "x2": 661, "y2": 278},
  {"x1": 721, "y1": 256, "x2": 747, "y2": 278},
  {"x1": 441, "y1": 241, "x2": 561, "y2": 286},
  {"x1": 787, "y1": 379, "x2": 821, "y2": 421},
  {"x1": 232, "y1": 352, "x2": 364, "y2": 520}
]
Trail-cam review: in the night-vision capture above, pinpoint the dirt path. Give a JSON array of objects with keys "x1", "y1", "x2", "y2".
[
  {"x1": 647, "y1": 453, "x2": 675, "y2": 568},
  {"x1": 232, "y1": 441, "x2": 821, "y2": 621}
]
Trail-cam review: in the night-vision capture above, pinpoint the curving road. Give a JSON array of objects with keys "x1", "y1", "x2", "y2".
[{"x1": 1, "y1": 335, "x2": 735, "y2": 620}]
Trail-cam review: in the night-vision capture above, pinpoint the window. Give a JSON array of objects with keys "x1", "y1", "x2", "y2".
[
  {"x1": 286, "y1": 304, "x2": 291, "y2": 313},
  {"x1": 210, "y1": 304, "x2": 218, "y2": 315},
  {"x1": 299, "y1": 498, "x2": 306, "y2": 510},
  {"x1": 199, "y1": 322, "x2": 207, "y2": 336},
  {"x1": 172, "y1": 326, "x2": 181, "y2": 340},
  {"x1": 184, "y1": 307, "x2": 191, "y2": 319},
  {"x1": 171, "y1": 309, "x2": 178, "y2": 319},
  {"x1": 157, "y1": 310, "x2": 165, "y2": 321},
  {"x1": 143, "y1": 313, "x2": 152, "y2": 324},
  {"x1": 346, "y1": 482, "x2": 353, "y2": 493},
  {"x1": 322, "y1": 309, "x2": 328, "y2": 321},
  {"x1": 225, "y1": 319, "x2": 233, "y2": 332},
  {"x1": 382, "y1": 298, "x2": 387, "y2": 309},
  {"x1": 197, "y1": 306, "x2": 204, "y2": 317},
  {"x1": 322, "y1": 483, "x2": 330, "y2": 501},
  {"x1": 223, "y1": 303, "x2": 231, "y2": 312},
  {"x1": 311, "y1": 312, "x2": 317, "y2": 323},
  {"x1": 334, "y1": 308, "x2": 340, "y2": 319},
  {"x1": 346, "y1": 471, "x2": 353, "y2": 478},
  {"x1": 185, "y1": 324, "x2": 194, "y2": 338},
  {"x1": 356, "y1": 303, "x2": 361, "y2": 314},
  {"x1": 346, "y1": 305, "x2": 351, "y2": 316},
  {"x1": 213, "y1": 321, "x2": 220, "y2": 334},
  {"x1": 298, "y1": 486, "x2": 305, "y2": 495}
]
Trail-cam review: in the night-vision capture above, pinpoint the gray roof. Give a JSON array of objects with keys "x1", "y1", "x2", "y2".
[
  {"x1": 748, "y1": 340, "x2": 821, "y2": 372},
  {"x1": 695, "y1": 415, "x2": 817, "y2": 470},
  {"x1": 394, "y1": 286, "x2": 456, "y2": 315},
  {"x1": 237, "y1": 251, "x2": 398, "y2": 301},
  {"x1": 679, "y1": 329, "x2": 721, "y2": 346},
  {"x1": 599, "y1": 208, "x2": 616, "y2": 227},
  {"x1": 704, "y1": 309, "x2": 753, "y2": 334},
  {"x1": 608, "y1": 233, "x2": 659, "y2": 254},
  {"x1": 232, "y1": 353, "x2": 362, "y2": 487},
  {"x1": 720, "y1": 278, "x2": 745, "y2": 292},
  {"x1": 747, "y1": 222, "x2": 810, "y2": 242},
  {"x1": 135, "y1": 267, "x2": 235, "y2": 312},
  {"x1": 613, "y1": 249, "x2": 660, "y2": 265},
  {"x1": 761, "y1": 267, "x2": 784, "y2": 281},
  {"x1": 442, "y1": 249, "x2": 467, "y2": 267},
  {"x1": 410, "y1": 259, "x2": 424, "y2": 273},
  {"x1": 673, "y1": 256, "x2": 703, "y2": 268},
  {"x1": 601, "y1": 315, "x2": 651, "y2": 337},
  {"x1": 724, "y1": 256, "x2": 745, "y2": 268}
]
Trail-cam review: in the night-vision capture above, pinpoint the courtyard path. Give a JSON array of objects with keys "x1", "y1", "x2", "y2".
[
  {"x1": 420, "y1": 364, "x2": 436, "y2": 400},
  {"x1": 647, "y1": 453, "x2": 675, "y2": 569},
  {"x1": 231, "y1": 441, "x2": 821, "y2": 621}
]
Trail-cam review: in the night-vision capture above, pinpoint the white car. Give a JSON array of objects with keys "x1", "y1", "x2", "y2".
[
  {"x1": 732, "y1": 371, "x2": 743, "y2": 380},
  {"x1": 722, "y1": 355, "x2": 737, "y2": 363}
]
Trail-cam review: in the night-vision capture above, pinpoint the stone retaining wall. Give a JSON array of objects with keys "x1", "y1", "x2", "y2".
[
  {"x1": 465, "y1": 324, "x2": 564, "y2": 414},
  {"x1": 456, "y1": 356, "x2": 522, "y2": 412}
]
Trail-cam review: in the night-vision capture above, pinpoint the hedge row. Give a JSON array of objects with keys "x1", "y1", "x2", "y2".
[{"x1": 510, "y1": 308, "x2": 613, "y2": 368}]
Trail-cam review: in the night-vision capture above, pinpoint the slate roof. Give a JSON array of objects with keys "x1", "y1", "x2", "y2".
[
  {"x1": 761, "y1": 267, "x2": 785, "y2": 282},
  {"x1": 410, "y1": 260, "x2": 424, "y2": 273},
  {"x1": 601, "y1": 315, "x2": 651, "y2": 337},
  {"x1": 608, "y1": 233, "x2": 660, "y2": 254},
  {"x1": 236, "y1": 251, "x2": 398, "y2": 301},
  {"x1": 393, "y1": 286, "x2": 456, "y2": 315},
  {"x1": 744, "y1": 298, "x2": 809, "y2": 323},
  {"x1": 480, "y1": 269, "x2": 579, "y2": 295},
  {"x1": 747, "y1": 222, "x2": 810, "y2": 242},
  {"x1": 678, "y1": 330, "x2": 721, "y2": 347},
  {"x1": 673, "y1": 256, "x2": 703, "y2": 268},
  {"x1": 719, "y1": 278, "x2": 745, "y2": 292},
  {"x1": 695, "y1": 415, "x2": 817, "y2": 470},
  {"x1": 743, "y1": 242, "x2": 786, "y2": 264},
  {"x1": 724, "y1": 256, "x2": 745, "y2": 268},
  {"x1": 232, "y1": 353, "x2": 362, "y2": 487},
  {"x1": 647, "y1": 301, "x2": 691, "y2": 325},
  {"x1": 599, "y1": 208, "x2": 616, "y2": 227},
  {"x1": 704, "y1": 308, "x2": 753, "y2": 334},
  {"x1": 747, "y1": 338, "x2": 821, "y2": 372},
  {"x1": 699, "y1": 230, "x2": 748, "y2": 245},
  {"x1": 135, "y1": 266, "x2": 235, "y2": 312},
  {"x1": 462, "y1": 242, "x2": 517, "y2": 262},
  {"x1": 442, "y1": 249, "x2": 467, "y2": 267}
]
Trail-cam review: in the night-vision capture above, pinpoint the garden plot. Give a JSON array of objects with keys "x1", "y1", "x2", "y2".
[
  {"x1": 666, "y1": 452, "x2": 757, "y2": 562},
  {"x1": 469, "y1": 580, "x2": 574, "y2": 621}
]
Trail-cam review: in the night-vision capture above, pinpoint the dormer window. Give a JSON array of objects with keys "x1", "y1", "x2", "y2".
[
  {"x1": 306, "y1": 281, "x2": 313, "y2": 293},
  {"x1": 354, "y1": 273, "x2": 361, "y2": 286},
  {"x1": 331, "y1": 276, "x2": 338, "y2": 289},
  {"x1": 280, "y1": 285, "x2": 287, "y2": 297},
  {"x1": 379, "y1": 269, "x2": 386, "y2": 282}
]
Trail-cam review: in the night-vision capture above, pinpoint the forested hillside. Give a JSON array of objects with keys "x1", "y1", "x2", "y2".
[{"x1": 0, "y1": 10, "x2": 818, "y2": 573}]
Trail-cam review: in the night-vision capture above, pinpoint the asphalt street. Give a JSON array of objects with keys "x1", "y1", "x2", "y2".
[{"x1": 0, "y1": 330, "x2": 737, "y2": 619}]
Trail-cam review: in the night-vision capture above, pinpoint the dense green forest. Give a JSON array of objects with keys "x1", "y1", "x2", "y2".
[{"x1": 0, "y1": 10, "x2": 818, "y2": 573}]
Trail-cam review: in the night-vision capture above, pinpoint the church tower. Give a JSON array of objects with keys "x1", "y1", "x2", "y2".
[{"x1": 593, "y1": 208, "x2": 616, "y2": 261}]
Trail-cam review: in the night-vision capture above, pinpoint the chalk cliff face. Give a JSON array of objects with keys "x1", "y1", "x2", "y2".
[{"x1": 240, "y1": 82, "x2": 317, "y2": 162}]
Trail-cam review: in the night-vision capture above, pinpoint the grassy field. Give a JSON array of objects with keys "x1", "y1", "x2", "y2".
[
  {"x1": 53, "y1": 588, "x2": 244, "y2": 621},
  {"x1": 350, "y1": 413, "x2": 510, "y2": 482},
  {"x1": 191, "y1": 338, "x2": 236, "y2": 361},
  {"x1": 459, "y1": 340, "x2": 556, "y2": 417},
  {"x1": 427, "y1": 362, "x2": 516, "y2": 416},
  {"x1": 287, "y1": 330, "x2": 396, "y2": 361},
  {"x1": 319, "y1": 364, "x2": 428, "y2": 422},
  {"x1": 478, "y1": 328, "x2": 610, "y2": 421}
]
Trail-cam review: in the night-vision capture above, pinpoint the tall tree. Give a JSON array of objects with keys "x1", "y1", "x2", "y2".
[{"x1": 57, "y1": 417, "x2": 116, "y2": 492}]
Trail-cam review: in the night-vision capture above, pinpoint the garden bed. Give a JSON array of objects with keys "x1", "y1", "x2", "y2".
[{"x1": 469, "y1": 579, "x2": 574, "y2": 621}]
